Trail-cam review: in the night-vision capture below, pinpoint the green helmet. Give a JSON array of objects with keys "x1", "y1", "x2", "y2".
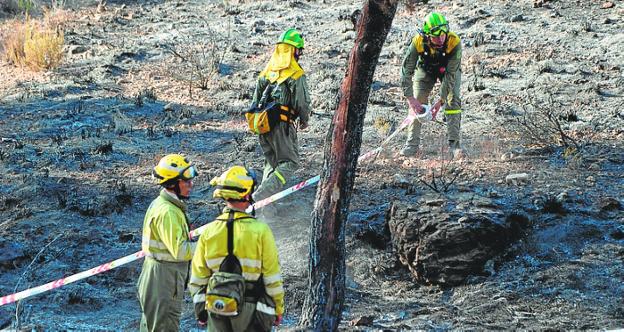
[
  {"x1": 278, "y1": 28, "x2": 304, "y2": 49},
  {"x1": 422, "y1": 12, "x2": 449, "y2": 36}
]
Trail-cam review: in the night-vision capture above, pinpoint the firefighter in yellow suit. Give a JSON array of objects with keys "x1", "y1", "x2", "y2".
[
  {"x1": 189, "y1": 166, "x2": 284, "y2": 331},
  {"x1": 137, "y1": 154, "x2": 198, "y2": 332}
]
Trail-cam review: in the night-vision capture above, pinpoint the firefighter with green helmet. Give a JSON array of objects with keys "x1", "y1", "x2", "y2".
[
  {"x1": 251, "y1": 28, "x2": 312, "y2": 203},
  {"x1": 400, "y1": 12, "x2": 464, "y2": 158},
  {"x1": 137, "y1": 154, "x2": 198, "y2": 331},
  {"x1": 189, "y1": 166, "x2": 284, "y2": 331}
]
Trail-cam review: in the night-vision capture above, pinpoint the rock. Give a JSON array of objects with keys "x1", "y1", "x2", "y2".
[
  {"x1": 393, "y1": 173, "x2": 410, "y2": 185},
  {"x1": 501, "y1": 152, "x2": 514, "y2": 161},
  {"x1": 488, "y1": 190, "x2": 500, "y2": 198},
  {"x1": 473, "y1": 196, "x2": 496, "y2": 208},
  {"x1": 601, "y1": 2, "x2": 615, "y2": 9},
  {"x1": 342, "y1": 31, "x2": 355, "y2": 41},
  {"x1": 588, "y1": 163, "x2": 600, "y2": 171},
  {"x1": 510, "y1": 14, "x2": 524, "y2": 22},
  {"x1": 349, "y1": 315, "x2": 374, "y2": 327},
  {"x1": 599, "y1": 197, "x2": 622, "y2": 211},
  {"x1": 68, "y1": 45, "x2": 88, "y2": 54},
  {"x1": 425, "y1": 198, "x2": 445, "y2": 206},
  {"x1": 118, "y1": 231, "x2": 134, "y2": 242},
  {"x1": 505, "y1": 173, "x2": 529, "y2": 185},
  {"x1": 388, "y1": 202, "x2": 529, "y2": 286},
  {"x1": 163, "y1": 102, "x2": 178, "y2": 112},
  {"x1": 533, "y1": 0, "x2": 547, "y2": 8}
]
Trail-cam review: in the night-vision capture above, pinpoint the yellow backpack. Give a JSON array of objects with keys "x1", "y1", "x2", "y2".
[
  {"x1": 245, "y1": 84, "x2": 296, "y2": 134},
  {"x1": 245, "y1": 102, "x2": 280, "y2": 135}
]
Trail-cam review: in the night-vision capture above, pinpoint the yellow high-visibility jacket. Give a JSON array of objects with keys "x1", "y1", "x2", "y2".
[
  {"x1": 141, "y1": 190, "x2": 194, "y2": 262},
  {"x1": 401, "y1": 32, "x2": 462, "y2": 108},
  {"x1": 189, "y1": 208, "x2": 285, "y2": 315}
]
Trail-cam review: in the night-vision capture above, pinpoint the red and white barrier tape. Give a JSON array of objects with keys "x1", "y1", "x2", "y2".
[
  {"x1": 0, "y1": 107, "x2": 422, "y2": 307},
  {"x1": 0, "y1": 251, "x2": 146, "y2": 306}
]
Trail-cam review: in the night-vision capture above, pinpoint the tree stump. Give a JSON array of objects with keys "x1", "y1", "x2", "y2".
[{"x1": 388, "y1": 199, "x2": 529, "y2": 286}]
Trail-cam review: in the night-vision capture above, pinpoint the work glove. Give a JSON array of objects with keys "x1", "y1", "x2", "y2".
[
  {"x1": 274, "y1": 314, "x2": 283, "y2": 326},
  {"x1": 406, "y1": 96, "x2": 424, "y2": 114},
  {"x1": 431, "y1": 99, "x2": 444, "y2": 120}
]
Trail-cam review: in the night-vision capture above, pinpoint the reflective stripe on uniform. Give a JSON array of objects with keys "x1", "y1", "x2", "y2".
[
  {"x1": 142, "y1": 239, "x2": 168, "y2": 250},
  {"x1": 243, "y1": 272, "x2": 261, "y2": 280},
  {"x1": 193, "y1": 293, "x2": 206, "y2": 304},
  {"x1": 444, "y1": 109, "x2": 462, "y2": 115},
  {"x1": 144, "y1": 251, "x2": 176, "y2": 261},
  {"x1": 188, "y1": 284, "x2": 202, "y2": 296},
  {"x1": 176, "y1": 242, "x2": 193, "y2": 260},
  {"x1": 190, "y1": 275, "x2": 209, "y2": 285},
  {"x1": 256, "y1": 302, "x2": 276, "y2": 315},
  {"x1": 206, "y1": 257, "x2": 225, "y2": 268},
  {"x1": 263, "y1": 273, "x2": 282, "y2": 284},
  {"x1": 240, "y1": 258, "x2": 262, "y2": 269},
  {"x1": 265, "y1": 285, "x2": 284, "y2": 296},
  {"x1": 274, "y1": 170, "x2": 286, "y2": 184},
  {"x1": 143, "y1": 240, "x2": 191, "y2": 262}
]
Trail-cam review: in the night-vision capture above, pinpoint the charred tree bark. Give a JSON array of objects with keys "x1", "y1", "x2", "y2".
[{"x1": 299, "y1": 1, "x2": 398, "y2": 330}]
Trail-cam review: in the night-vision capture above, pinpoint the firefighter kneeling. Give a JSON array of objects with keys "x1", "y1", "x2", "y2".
[{"x1": 189, "y1": 166, "x2": 284, "y2": 331}]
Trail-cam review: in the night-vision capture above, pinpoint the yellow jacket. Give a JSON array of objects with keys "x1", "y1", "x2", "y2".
[
  {"x1": 189, "y1": 208, "x2": 285, "y2": 315},
  {"x1": 141, "y1": 189, "x2": 194, "y2": 262}
]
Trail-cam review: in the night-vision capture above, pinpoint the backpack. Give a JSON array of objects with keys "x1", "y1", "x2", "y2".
[
  {"x1": 245, "y1": 83, "x2": 297, "y2": 135},
  {"x1": 204, "y1": 211, "x2": 247, "y2": 316}
]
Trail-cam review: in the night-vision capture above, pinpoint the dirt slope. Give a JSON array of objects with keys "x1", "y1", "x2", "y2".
[{"x1": 0, "y1": 0, "x2": 623, "y2": 330}]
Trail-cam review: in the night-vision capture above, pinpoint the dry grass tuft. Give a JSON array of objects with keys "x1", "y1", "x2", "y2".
[
  {"x1": 23, "y1": 23, "x2": 65, "y2": 70},
  {"x1": 2, "y1": 9, "x2": 68, "y2": 71},
  {"x1": 373, "y1": 115, "x2": 392, "y2": 136},
  {"x1": 3, "y1": 20, "x2": 28, "y2": 66}
]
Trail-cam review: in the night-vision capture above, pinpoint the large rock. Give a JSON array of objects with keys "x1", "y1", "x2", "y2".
[{"x1": 388, "y1": 199, "x2": 528, "y2": 286}]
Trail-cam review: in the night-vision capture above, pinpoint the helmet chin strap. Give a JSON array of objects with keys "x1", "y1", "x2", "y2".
[
  {"x1": 246, "y1": 194, "x2": 255, "y2": 217},
  {"x1": 172, "y1": 182, "x2": 190, "y2": 200},
  {"x1": 294, "y1": 48, "x2": 301, "y2": 61}
]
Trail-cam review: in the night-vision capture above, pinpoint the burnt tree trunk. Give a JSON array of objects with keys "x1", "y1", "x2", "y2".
[{"x1": 298, "y1": 1, "x2": 398, "y2": 330}]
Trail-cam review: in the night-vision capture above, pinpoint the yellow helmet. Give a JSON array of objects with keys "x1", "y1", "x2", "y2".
[
  {"x1": 210, "y1": 166, "x2": 257, "y2": 201},
  {"x1": 153, "y1": 154, "x2": 198, "y2": 186}
]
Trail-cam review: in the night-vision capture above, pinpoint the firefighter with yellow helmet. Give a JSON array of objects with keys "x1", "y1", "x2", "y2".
[
  {"x1": 400, "y1": 12, "x2": 464, "y2": 158},
  {"x1": 250, "y1": 28, "x2": 312, "y2": 203},
  {"x1": 137, "y1": 154, "x2": 198, "y2": 331},
  {"x1": 189, "y1": 166, "x2": 284, "y2": 331}
]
